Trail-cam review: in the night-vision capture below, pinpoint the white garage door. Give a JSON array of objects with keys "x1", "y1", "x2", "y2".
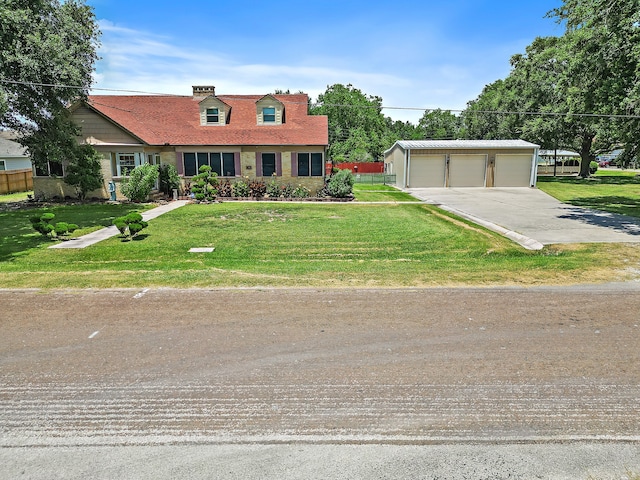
[
  {"x1": 495, "y1": 154, "x2": 533, "y2": 187},
  {"x1": 408, "y1": 155, "x2": 446, "y2": 187},
  {"x1": 449, "y1": 154, "x2": 487, "y2": 187}
]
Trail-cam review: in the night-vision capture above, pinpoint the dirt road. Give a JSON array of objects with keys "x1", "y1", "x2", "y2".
[{"x1": 1, "y1": 286, "x2": 640, "y2": 477}]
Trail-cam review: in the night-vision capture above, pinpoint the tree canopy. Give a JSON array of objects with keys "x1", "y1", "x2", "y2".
[
  {"x1": 0, "y1": 0, "x2": 100, "y2": 169},
  {"x1": 461, "y1": 0, "x2": 640, "y2": 175},
  {"x1": 310, "y1": 84, "x2": 389, "y2": 162}
]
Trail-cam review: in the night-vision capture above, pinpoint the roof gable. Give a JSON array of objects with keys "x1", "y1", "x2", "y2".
[{"x1": 82, "y1": 93, "x2": 328, "y2": 147}]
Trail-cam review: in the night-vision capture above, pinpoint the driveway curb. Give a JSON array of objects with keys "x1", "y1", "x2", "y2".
[{"x1": 434, "y1": 203, "x2": 544, "y2": 250}]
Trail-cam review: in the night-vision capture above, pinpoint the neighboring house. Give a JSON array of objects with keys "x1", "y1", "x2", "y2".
[
  {"x1": 0, "y1": 131, "x2": 33, "y2": 194},
  {"x1": 537, "y1": 149, "x2": 581, "y2": 175},
  {"x1": 385, "y1": 140, "x2": 539, "y2": 188},
  {"x1": 0, "y1": 131, "x2": 32, "y2": 172},
  {"x1": 34, "y1": 85, "x2": 329, "y2": 200}
]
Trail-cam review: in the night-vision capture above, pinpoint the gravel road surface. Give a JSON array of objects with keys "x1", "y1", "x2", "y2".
[{"x1": 1, "y1": 287, "x2": 640, "y2": 478}]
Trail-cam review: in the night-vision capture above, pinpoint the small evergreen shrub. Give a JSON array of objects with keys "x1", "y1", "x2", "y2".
[
  {"x1": 158, "y1": 164, "x2": 181, "y2": 196},
  {"x1": 589, "y1": 161, "x2": 598, "y2": 174},
  {"x1": 327, "y1": 169, "x2": 354, "y2": 198},
  {"x1": 113, "y1": 212, "x2": 148, "y2": 241},
  {"x1": 190, "y1": 165, "x2": 218, "y2": 201},
  {"x1": 29, "y1": 212, "x2": 77, "y2": 239}
]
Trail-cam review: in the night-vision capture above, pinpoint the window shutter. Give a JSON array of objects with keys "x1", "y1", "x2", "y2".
[
  {"x1": 291, "y1": 152, "x2": 298, "y2": 177},
  {"x1": 176, "y1": 152, "x2": 184, "y2": 175},
  {"x1": 255, "y1": 152, "x2": 263, "y2": 177},
  {"x1": 234, "y1": 152, "x2": 241, "y2": 176},
  {"x1": 276, "y1": 152, "x2": 282, "y2": 176}
]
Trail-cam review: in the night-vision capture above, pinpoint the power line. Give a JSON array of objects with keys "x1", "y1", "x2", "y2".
[{"x1": 2, "y1": 78, "x2": 640, "y2": 120}]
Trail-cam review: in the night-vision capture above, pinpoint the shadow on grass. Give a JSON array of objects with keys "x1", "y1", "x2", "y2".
[
  {"x1": 559, "y1": 201, "x2": 640, "y2": 236},
  {"x1": 567, "y1": 196, "x2": 640, "y2": 218},
  {"x1": 0, "y1": 203, "x2": 150, "y2": 262},
  {"x1": 538, "y1": 175, "x2": 640, "y2": 186}
]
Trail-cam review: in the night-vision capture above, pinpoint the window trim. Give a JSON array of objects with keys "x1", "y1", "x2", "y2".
[
  {"x1": 0, "y1": 160, "x2": 5, "y2": 171},
  {"x1": 182, "y1": 152, "x2": 238, "y2": 177},
  {"x1": 262, "y1": 107, "x2": 276, "y2": 123},
  {"x1": 295, "y1": 152, "x2": 324, "y2": 177},
  {"x1": 206, "y1": 108, "x2": 219, "y2": 124}
]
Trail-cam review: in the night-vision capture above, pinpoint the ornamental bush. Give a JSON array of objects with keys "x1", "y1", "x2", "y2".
[
  {"x1": 120, "y1": 163, "x2": 159, "y2": 202},
  {"x1": 29, "y1": 212, "x2": 77, "y2": 239},
  {"x1": 232, "y1": 179, "x2": 250, "y2": 197},
  {"x1": 158, "y1": 164, "x2": 181, "y2": 196},
  {"x1": 327, "y1": 169, "x2": 354, "y2": 198},
  {"x1": 191, "y1": 165, "x2": 218, "y2": 201},
  {"x1": 292, "y1": 185, "x2": 310, "y2": 198},
  {"x1": 113, "y1": 212, "x2": 148, "y2": 241}
]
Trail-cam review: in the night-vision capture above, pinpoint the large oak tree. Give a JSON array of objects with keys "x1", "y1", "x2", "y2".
[{"x1": 0, "y1": 0, "x2": 100, "y2": 171}]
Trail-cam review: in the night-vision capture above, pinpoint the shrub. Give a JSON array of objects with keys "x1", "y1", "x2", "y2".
[
  {"x1": 232, "y1": 179, "x2": 250, "y2": 197},
  {"x1": 217, "y1": 180, "x2": 233, "y2": 197},
  {"x1": 120, "y1": 164, "x2": 159, "y2": 202},
  {"x1": 190, "y1": 165, "x2": 218, "y2": 201},
  {"x1": 589, "y1": 161, "x2": 599, "y2": 174},
  {"x1": 29, "y1": 212, "x2": 77, "y2": 239},
  {"x1": 113, "y1": 212, "x2": 148, "y2": 241},
  {"x1": 158, "y1": 164, "x2": 181, "y2": 196},
  {"x1": 64, "y1": 145, "x2": 104, "y2": 200},
  {"x1": 249, "y1": 180, "x2": 266, "y2": 198},
  {"x1": 292, "y1": 185, "x2": 310, "y2": 198},
  {"x1": 280, "y1": 183, "x2": 295, "y2": 198},
  {"x1": 266, "y1": 178, "x2": 281, "y2": 198},
  {"x1": 327, "y1": 168, "x2": 354, "y2": 198}
]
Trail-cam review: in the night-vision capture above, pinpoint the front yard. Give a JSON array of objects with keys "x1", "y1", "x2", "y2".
[
  {"x1": 537, "y1": 171, "x2": 640, "y2": 218},
  {"x1": 1, "y1": 199, "x2": 638, "y2": 289}
]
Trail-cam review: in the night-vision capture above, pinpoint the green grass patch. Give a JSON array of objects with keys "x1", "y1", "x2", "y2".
[
  {"x1": 0, "y1": 191, "x2": 33, "y2": 203},
  {"x1": 537, "y1": 173, "x2": 640, "y2": 218},
  {"x1": 0, "y1": 202, "x2": 154, "y2": 263},
  {"x1": 353, "y1": 184, "x2": 420, "y2": 202},
  {"x1": 1, "y1": 202, "x2": 638, "y2": 289}
]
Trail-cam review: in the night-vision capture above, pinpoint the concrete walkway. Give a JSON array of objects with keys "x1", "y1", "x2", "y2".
[
  {"x1": 408, "y1": 187, "x2": 640, "y2": 249},
  {"x1": 50, "y1": 201, "x2": 189, "y2": 249}
]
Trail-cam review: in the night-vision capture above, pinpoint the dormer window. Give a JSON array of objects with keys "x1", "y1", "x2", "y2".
[
  {"x1": 198, "y1": 97, "x2": 229, "y2": 126},
  {"x1": 206, "y1": 108, "x2": 219, "y2": 124},
  {"x1": 262, "y1": 107, "x2": 276, "y2": 123},
  {"x1": 256, "y1": 95, "x2": 284, "y2": 125}
]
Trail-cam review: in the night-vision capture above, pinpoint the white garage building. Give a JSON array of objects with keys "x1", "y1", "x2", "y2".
[{"x1": 384, "y1": 140, "x2": 539, "y2": 188}]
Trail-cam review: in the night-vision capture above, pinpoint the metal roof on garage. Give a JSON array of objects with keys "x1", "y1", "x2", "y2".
[{"x1": 388, "y1": 139, "x2": 539, "y2": 152}]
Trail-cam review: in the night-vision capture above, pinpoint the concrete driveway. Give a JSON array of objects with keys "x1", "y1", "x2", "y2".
[{"x1": 407, "y1": 187, "x2": 640, "y2": 248}]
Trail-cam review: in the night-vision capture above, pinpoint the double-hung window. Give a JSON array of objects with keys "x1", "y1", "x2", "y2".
[
  {"x1": 297, "y1": 153, "x2": 323, "y2": 176},
  {"x1": 0, "y1": 161, "x2": 5, "y2": 171},
  {"x1": 117, "y1": 153, "x2": 136, "y2": 176},
  {"x1": 206, "y1": 108, "x2": 219, "y2": 124},
  {"x1": 262, "y1": 107, "x2": 276, "y2": 123}
]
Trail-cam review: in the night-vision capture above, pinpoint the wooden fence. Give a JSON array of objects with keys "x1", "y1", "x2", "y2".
[{"x1": 0, "y1": 169, "x2": 33, "y2": 194}]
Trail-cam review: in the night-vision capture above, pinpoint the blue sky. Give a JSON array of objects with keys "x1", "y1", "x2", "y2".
[{"x1": 89, "y1": 0, "x2": 564, "y2": 123}]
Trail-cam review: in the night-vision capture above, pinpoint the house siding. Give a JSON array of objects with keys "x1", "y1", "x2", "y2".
[{"x1": 73, "y1": 105, "x2": 142, "y2": 145}]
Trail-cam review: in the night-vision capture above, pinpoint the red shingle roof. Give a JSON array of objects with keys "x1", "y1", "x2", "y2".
[{"x1": 84, "y1": 94, "x2": 328, "y2": 147}]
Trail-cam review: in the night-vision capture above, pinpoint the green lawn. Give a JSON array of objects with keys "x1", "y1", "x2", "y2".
[
  {"x1": 0, "y1": 191, "x2": 33, "y2": 203},
  {"x1": 1, "y1": 201, "x2": 637, "y2": 289},
  {"x1": 353, "y1": 184, "x2": 420, "y2": 202},
  {"x1": 537, "y1": 172, "x2": 640, "y2": 218}
]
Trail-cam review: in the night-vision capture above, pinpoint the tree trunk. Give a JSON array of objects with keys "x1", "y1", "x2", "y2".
[{"x1": 578, "y1": 134, "x2": 594, "y2": 178}]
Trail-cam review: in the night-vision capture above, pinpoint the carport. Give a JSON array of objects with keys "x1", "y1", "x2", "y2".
[{"x1": 384, "y1": 140, "x2": 539, "y2": 188}]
